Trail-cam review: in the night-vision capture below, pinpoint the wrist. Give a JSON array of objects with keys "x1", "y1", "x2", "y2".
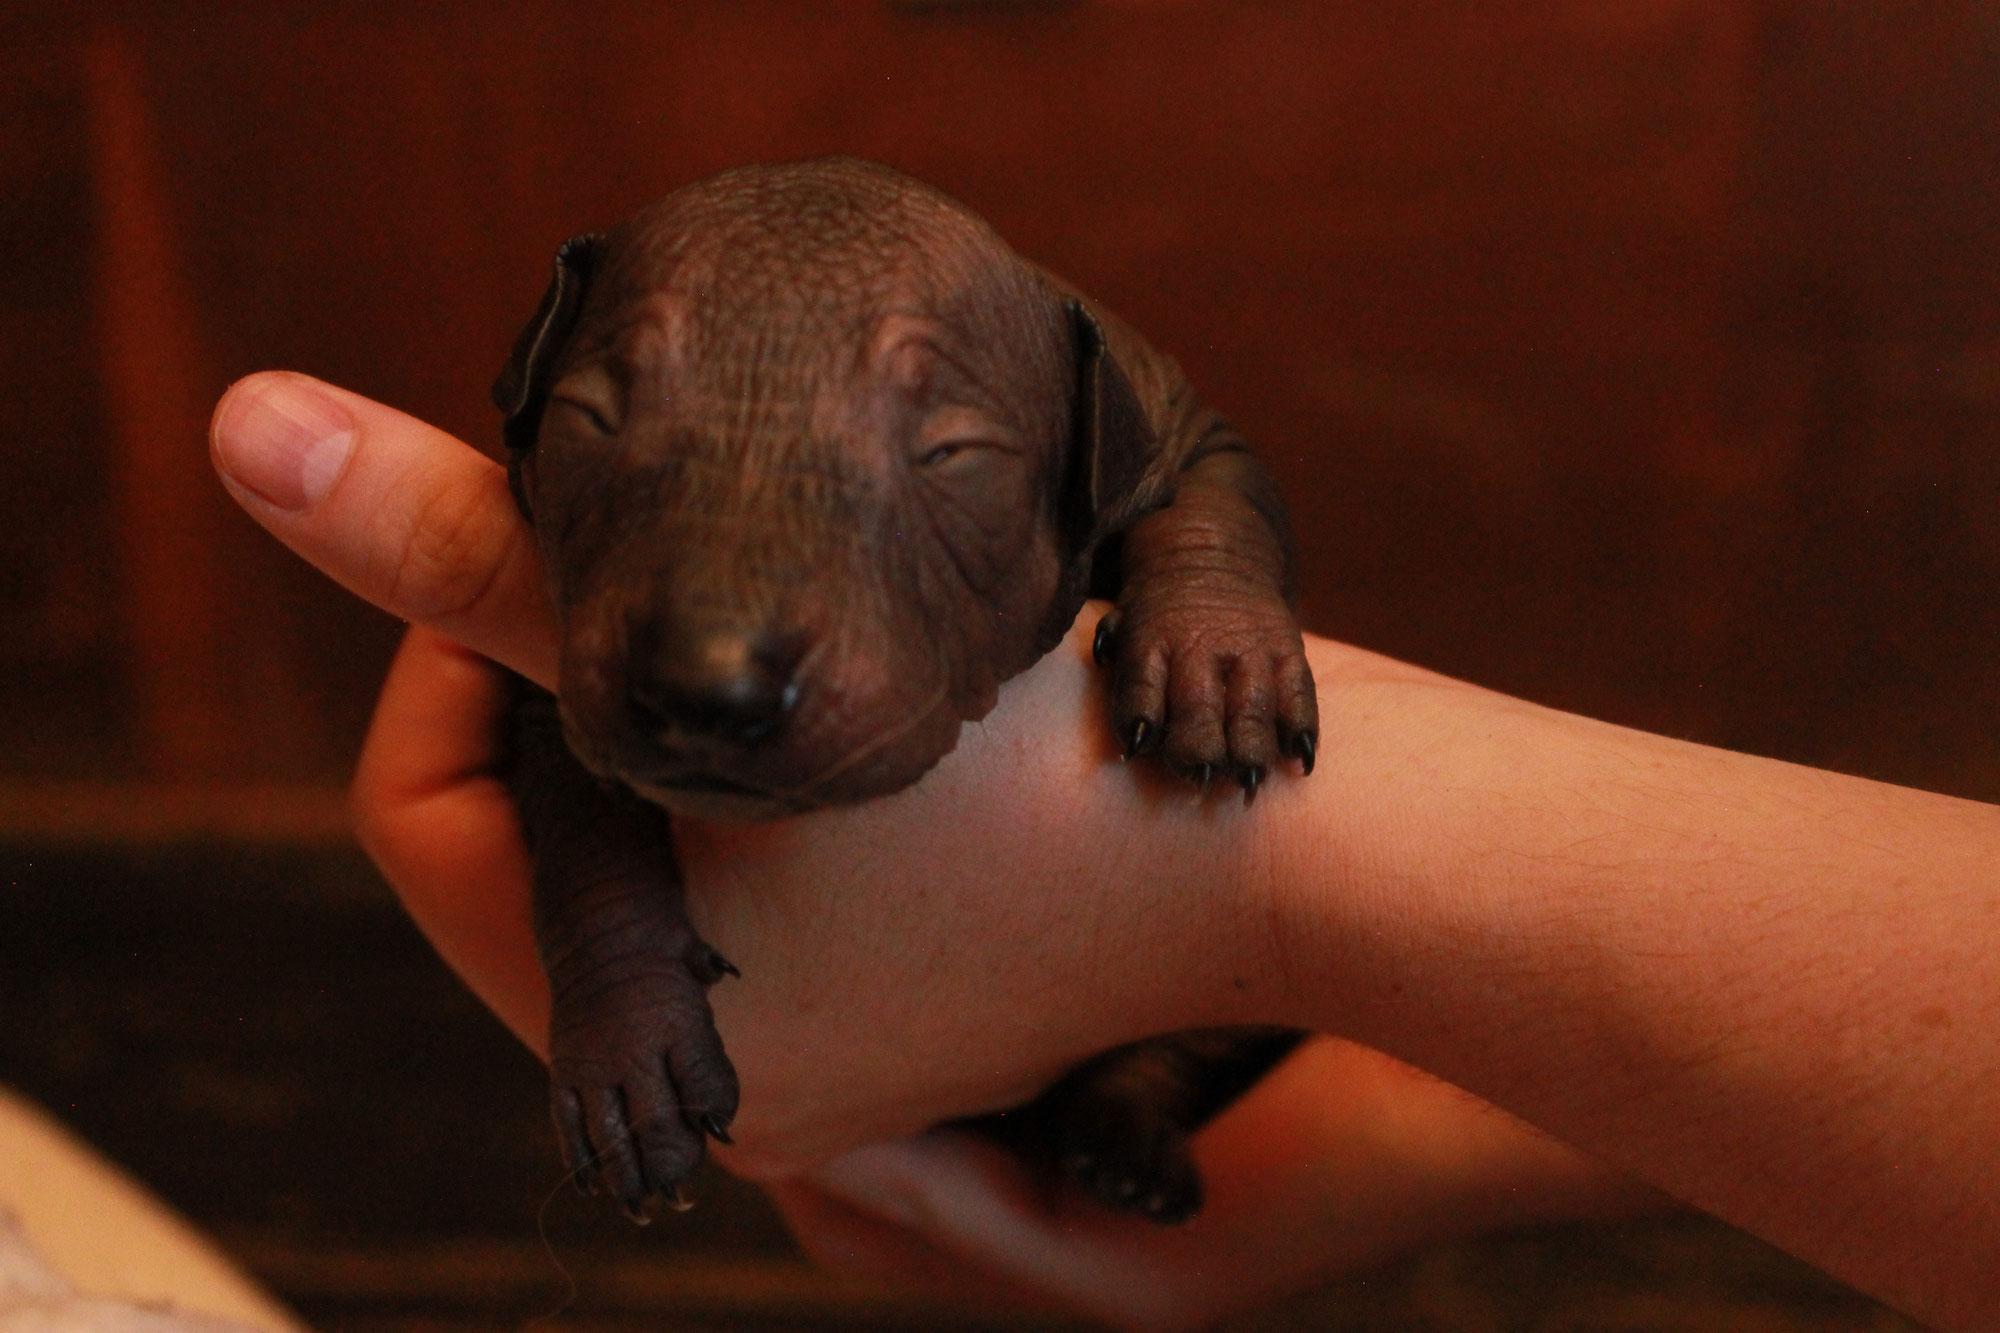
[
  {"x1": 1025, "y1": 625, "x2": 1440, "y2": 1048},
  {"x1": 1247, "y1": 636, "x2": 1468, "y2": 1036},
  {"x1": 1014, "y1": 616, "x2": 1300, "y2": 1047}
]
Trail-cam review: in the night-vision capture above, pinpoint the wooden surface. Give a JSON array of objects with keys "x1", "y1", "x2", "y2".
[{"x1": 2, "y1": 1, "x2": 1997, "y2": 796}]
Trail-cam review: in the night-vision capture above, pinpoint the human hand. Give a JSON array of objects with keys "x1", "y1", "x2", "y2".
[
  {"x1": 345, "y1": 573, "x2": 1286, "y2": 1174},
  {"x1": 212, "y1": 372, "x2": 1662, "y2": 1327},
  {"x1": 771, "y1": 1036, "x2": 1664, "y2": 1332},
  {"x1": 212, "y1": 371, "x2": 1306, "y2": 1174}
]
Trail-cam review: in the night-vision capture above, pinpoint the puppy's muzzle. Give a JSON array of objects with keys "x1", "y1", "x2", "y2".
[{"x1": 625, "y1": 618, "x2": 805, "y2": 749}]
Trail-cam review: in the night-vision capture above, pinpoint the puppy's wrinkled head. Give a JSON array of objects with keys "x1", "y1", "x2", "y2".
[{"x1": 494, "y1": 158, "x2": 1151, "y2": 818}]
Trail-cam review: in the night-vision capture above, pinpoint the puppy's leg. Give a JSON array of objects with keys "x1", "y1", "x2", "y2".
[
  {"x1": 1094, "y1": 444, "x2": 1319, "y2": 797},
  {"x1": 969, "y1": 1027, "x2": 1304, "y2": 1224},
  {"x1": 505, "y1": 678, "x2": 739, "y2": 1220}
]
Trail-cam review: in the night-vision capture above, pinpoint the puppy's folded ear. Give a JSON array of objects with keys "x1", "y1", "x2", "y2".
[
  {"x1": 493, "y1": 232, "x2": 605, "y2": 458},
  {"x1": 1036, "y1": 299, "x2": 1174, "y2": 650},
  {"x1": 1065, "y1": 299, "x2": 1170, "y2": 557}
]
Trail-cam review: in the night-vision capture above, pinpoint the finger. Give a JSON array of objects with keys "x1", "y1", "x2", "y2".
[
  {"x1": 808, "y1": 1133, "x2": 1211, "y2": 1332},
  {"x1": 352, "y1": 626, "x2": 550, "y2": 1053},
  {"x1": 552, "y1": 1087, "x2": 595, "y2": 1193},
  {"x1": 1108, "y1": 636, "x2": 1168, "y2": 761},
  {"x1": 210, "y1": 370, "x2": 558, "y2": 687},
  {"x1": 662, "y1": 1006, "x2": 741, "y2": 1141},
  {"x1": 1159, "y1": 654, "x2": 1228, "y2": 785},
  {"x1": 1274, "y1": 650, "x2": 1319, "y2": 774},
  {"x1": 768, "y1": 1177, "x2": 1057, "y2": 1315},
  {"x1": 1222, "y1": 658, "x2": 1280, "y2": 791}
]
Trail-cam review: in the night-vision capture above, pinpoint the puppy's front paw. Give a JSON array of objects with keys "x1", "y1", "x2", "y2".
[
  {"x1": 1094, "y1": 584, "x2": 1317, "y2": 798},
  {"x1": 545, "y1": 937, "x2": 739, "y2": 1221}
]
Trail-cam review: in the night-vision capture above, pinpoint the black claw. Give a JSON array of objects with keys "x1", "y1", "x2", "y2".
[
  {"x1": 1293, "y1": 730, "x2": 1316, "y2": 776},
  {"x1": 665, "y1": 1184, "x2": 695, "y2": 1213},
  {"x1": 1240, "y1": 765, "x2": 1264, "y2": 802},
  {"x1": 1093, "y1": 617, "x2": 1116, "y2": 667},
  {"x1": 700, "y1": 1113, "x2": 734, "y2": 1146},
  {"x1": 705, "y1": 947, "x2": 741, "y2": 981},
  {"x1": 1122, "y1": 718, "x2": 1150, "y2": 759}
]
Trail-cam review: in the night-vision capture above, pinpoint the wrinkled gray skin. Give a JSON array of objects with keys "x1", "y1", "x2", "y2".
[{"x1": 494, "y1": 158, "x2": 1316, "y2": 1224}]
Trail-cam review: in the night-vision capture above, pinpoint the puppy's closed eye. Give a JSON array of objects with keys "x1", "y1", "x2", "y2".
[{"x1": 552, "y1": 396, "x2": 617, "y2": 435}]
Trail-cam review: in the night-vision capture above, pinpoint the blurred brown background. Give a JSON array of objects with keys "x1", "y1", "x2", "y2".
[{"x1": 1, "y1": 1, "x2": 1993, "y2": 1329}]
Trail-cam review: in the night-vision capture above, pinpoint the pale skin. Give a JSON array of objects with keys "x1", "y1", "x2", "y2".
[{"x1": 213, "y1": 369, "x2": 2000, "y2": 1331}]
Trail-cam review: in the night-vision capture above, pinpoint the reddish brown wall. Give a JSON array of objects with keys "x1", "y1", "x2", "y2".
[{"x1": 4, "y1": 2, "x2": 1998, "y2": 804}]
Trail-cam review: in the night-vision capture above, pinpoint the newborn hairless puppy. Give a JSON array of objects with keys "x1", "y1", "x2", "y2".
[{"x1": 492, "y1": 158, "x2": 1316, "y2": 1224}]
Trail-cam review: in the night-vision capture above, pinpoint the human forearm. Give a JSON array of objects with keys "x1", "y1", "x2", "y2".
[{"x1": 1270, "y1": 640, "x2": 2000, "y2": 1328}]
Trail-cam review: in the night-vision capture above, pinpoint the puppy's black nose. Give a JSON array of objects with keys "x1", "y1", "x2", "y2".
[{"x1": 628, "y1": 624, "x2": 802, "y2": 746}]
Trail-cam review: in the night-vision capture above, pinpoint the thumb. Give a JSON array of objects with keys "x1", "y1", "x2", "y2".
[{"x1": 210, "y1": 371, "x2": 558, "y2": 686}]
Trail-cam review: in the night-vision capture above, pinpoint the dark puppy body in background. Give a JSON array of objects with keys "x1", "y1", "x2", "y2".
[{"x1": 493, "y1": 158, "x2": 1317, "y2": 1224}]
